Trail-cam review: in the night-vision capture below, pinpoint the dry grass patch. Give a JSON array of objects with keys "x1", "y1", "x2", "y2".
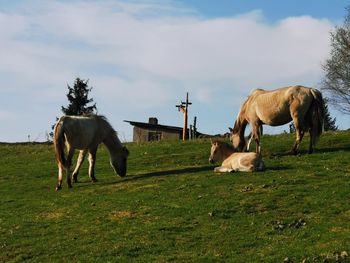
[
  {"x1": 38, "y1": 210, "x2": 65, "y2": 220},
  {"x1": 110, "y1": 210, "x2": 135, "y2": 220}
]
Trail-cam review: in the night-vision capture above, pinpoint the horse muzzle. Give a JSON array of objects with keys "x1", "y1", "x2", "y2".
[
  {"x1": 209, "y1": 158, "x2": 214, "y2": 164},
  {"x1": 118, "y1": 167, "x2": 127, "y2": 177}
]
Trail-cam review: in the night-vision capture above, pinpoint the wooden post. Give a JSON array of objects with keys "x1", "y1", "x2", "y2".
[
  {"x1": 176, "y1": 92, "x2": 192, "y2": 141},
  {"x1": 183, "y1": 92, "x2": 188, "y2": 140},
  {"x1": 193, "y1": 116, "x2": 197, "y2": 139}
]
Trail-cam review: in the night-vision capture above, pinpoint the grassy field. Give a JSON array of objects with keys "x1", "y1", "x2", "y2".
[{"x1": 0, "y1": 130, "x2": 350, "y2": 262}]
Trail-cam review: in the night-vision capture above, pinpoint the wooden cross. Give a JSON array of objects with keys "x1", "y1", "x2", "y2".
[{"x1": 176, "y1": 92, "x2": 192, "y2": 140}]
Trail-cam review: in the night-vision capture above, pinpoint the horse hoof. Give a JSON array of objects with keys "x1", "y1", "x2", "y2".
[
  {"x1": 55, "y1": 185, "x2": 62, "y2": 191},
  {"x1": 290, "y1": 150, "x2": 298, "y2": 155},
  {"x1": 91, "y1": 178, "x2": 98, "y2": 183}
]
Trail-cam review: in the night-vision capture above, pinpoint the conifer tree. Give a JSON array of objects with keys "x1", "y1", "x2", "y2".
[
  {"x1": 61, "y1": 78, "x2": 97, "y2": 115},
  {"x1": 289, "y1": 99, "x2": 338, "y2": 133},
  {"x1": 49, "y1": 78, "x2": 97, "y2": 139},
  {"x1": 323, "y1": 99, "x2": 338, "y2": 131}
]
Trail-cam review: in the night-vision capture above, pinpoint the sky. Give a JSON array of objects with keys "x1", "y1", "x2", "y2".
[{"x1": 0, "y1": 0, "x2": 349, "y2": 142}]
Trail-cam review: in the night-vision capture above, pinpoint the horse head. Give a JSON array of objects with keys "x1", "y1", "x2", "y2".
[
  {"x1": 230, "y1": 128, "x2": 246, "y2": 152},
  {"x1": 209, "y1": 140, "x2": 221, "y2": 164},
  {"x1": 111, "y1": 146, "x2": 129, "y2": 177}
]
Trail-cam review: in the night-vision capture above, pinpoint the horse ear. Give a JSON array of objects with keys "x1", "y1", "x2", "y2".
[
  {"x1": 210, "y1": 138, "x2": 213, "y2": 145},
  {"x1": 229, "y1": 127, "x2": 233, "y2": 133}
]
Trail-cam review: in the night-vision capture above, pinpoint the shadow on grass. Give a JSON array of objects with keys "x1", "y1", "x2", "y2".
[
  {"x1": 73, "y1": 165, "x2": 215, "y2": 188},
  {"x1": 73, "y1": 163, "x2": 295, "y2": 189},
  {"x1": 267, "y1": 145, "x2": 350, "y2": 158},
  {"x1": 318, "y1": 146, "x2": 350, "y2": 153},
  {"x1": 129, "y1": 165, "x2": 214, "y2": 179},
  {"x1": 268, "y1": 165, "x2": 293, "y2": 171}
]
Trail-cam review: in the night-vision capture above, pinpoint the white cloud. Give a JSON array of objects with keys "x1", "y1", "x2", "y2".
[
  {"x1": 0, "y1": 0, "x2": 339, "y2": 141},
  {"x1": 0, "y1": 110, "x2": 16, "y2": 121}
]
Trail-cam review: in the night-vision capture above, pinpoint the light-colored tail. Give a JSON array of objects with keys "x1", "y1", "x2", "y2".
[
  {"x1": 310, "y1": 89, "x2": 325, "y2": 146},
  {"x1": 53, "y1": 117, "x2": 67, "y2": 169}
]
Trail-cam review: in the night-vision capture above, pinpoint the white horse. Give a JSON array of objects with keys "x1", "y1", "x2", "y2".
[
  {"x1": 53, "y1": 115, "x2": 129, "y2": 191},
  {"x1": 209, "y1": 140, "x2": 265, "y2": 173}
]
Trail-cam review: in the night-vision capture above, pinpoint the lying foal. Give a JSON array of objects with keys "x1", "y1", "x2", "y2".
[{"x1": 209, "y1": 140, "x2": 265, "y2": 173}]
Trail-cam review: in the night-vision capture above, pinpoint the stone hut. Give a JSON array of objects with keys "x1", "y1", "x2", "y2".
[{"x1": 124, "y1": 118, "x2": 183, "y2": 143}]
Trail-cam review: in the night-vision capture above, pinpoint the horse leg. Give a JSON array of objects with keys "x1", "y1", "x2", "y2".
[
  {"x1": 291, "y1": 127, "x2": 305, "y2": 155},
  {"x1": 88, "y1": 148, "x2": 98, "y2": 182},
  {"x1": 72, "y1": 150, "x2": 87, "y2": 183},
  {"x1": 238, "y1": 165, "x2": 254, "y2": 172},
  {"x1": 214, "y1": 166, "x2": 234, "y2": 173},
  {"x1": 308, "y1": 114, "x2": 315, "y2": 154},
  {"x1": 246, "y1": 132, "x2": 253, "y2": 152},
  {"x1": 290, "y1": 110, "x2": 306, "y2": 155},
  {"x1": 308, "y1": 129, "x2": 314, "y2": 154},
  {"x1": 66, "y1": 147, "x2": 75, "y2": 188},
  {"x1": 56, "y1": 163, "x2": 64, "y2": 191},
  {"x1": 252, "y1": 123, "x2": 261, "y2": 154}
]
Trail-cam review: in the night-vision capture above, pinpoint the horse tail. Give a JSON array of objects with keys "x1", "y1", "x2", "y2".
[
  {"x1": 53, "y1": 117, "x2": 67, "y2": 169},
  {"x1": 309, "y1": 88, "x2": 325, "y2": 146}
]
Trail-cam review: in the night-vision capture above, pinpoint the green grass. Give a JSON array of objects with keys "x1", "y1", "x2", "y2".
[{"x1": 0, "y1": 131, "x2": 350, "y2": 262}]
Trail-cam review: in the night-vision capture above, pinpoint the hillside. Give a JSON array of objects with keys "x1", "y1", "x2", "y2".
[{"x1": 0, "y1": 131, "x2": 350, "y2": 262}]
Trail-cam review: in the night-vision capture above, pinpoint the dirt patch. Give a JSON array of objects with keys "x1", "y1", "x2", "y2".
[
  {"x1": 38, "y1": 211, "x2": 65, "y2": 220},
  {"x1": 110, "y1": 210, "x2": 135, "y2": 219}
]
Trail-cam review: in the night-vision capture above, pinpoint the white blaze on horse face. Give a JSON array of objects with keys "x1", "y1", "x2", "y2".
[{"x1": 209, "y1": 144, "x2": 219, "y2": 163}]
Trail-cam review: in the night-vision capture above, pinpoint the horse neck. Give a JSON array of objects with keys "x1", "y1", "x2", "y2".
[
  {"x1": 103, "y1": 131, "x2": 123, "y2": 155},
  {"x1": 233, "y1": 114, "x2": 248, "y2": 139},
  {"x1": 219, "y1": 144, "x2": 235, "y2": 160}
]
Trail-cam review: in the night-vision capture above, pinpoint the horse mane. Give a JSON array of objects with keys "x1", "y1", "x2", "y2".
[
  {"x1": 93, "y1": 115, "x2": 124, "y2": 151},
  {"x1": 87, "y1": 114, "x2": 117, "y2": 134},
  {"x1": 232, "y1": 99, "x2": 249, "y2": 133},
  {"x1": 233, "y1": 89, "x2": 265, "y2": 133},
  {"x1": 213, "y1": 140, "x2": 234, "y2": 151}
]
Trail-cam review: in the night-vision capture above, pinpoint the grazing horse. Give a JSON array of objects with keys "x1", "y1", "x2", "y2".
[
  {"x1": 231, "y1": 86, "x2": 325, "y2": 155},
  {"x1": 53, "y1": 115, "x2": 129, "y2": 191},
  {"x1": 209, "y1": 140, "x2": 265, "y2": 173}
]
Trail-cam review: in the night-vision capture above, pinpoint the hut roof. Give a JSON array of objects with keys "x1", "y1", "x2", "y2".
[{"x1": 124, "y1": 120, "x2": 183, "y2": 133}]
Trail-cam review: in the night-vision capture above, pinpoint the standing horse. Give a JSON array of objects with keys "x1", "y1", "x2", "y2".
[
  {"x1": 209, "y1": 140, "x2": 265, "y2": 172},
  {"x1": 231, "y1": 86, "x2": 325, "y2": 155},
  {"x1": 53, "y1": 115, "x2": 129, "y2": 191}
]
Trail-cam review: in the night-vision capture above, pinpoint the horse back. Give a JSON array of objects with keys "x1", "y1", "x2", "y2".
[
  {"x1": 61, "y1": 116, "x2": 102, "y2": 149},
  {"x1": 224, "y1": 152, "x2": 260, "y2": 171},
  {"x1": 246, "y1": 85, "x2": 314, "y2": 126}
]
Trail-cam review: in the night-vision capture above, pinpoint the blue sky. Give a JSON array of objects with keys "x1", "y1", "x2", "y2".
[
  {"x1": 179, "y1": 0, "x2": 348, "y2": 21},
  {"x1": 0, "y1": 0, "x2": 349, "y2": 142}
]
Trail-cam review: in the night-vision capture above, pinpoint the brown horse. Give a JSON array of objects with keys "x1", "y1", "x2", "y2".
[
  {"x1": 209, "y1": 140, "x2": 265, "y2": 172},
  {"x1": 53, "y1": 115, "x2": 129, "y2": 191},
  {"x1": 231, "y1": 85, "x2": 325, "y2": 155}
]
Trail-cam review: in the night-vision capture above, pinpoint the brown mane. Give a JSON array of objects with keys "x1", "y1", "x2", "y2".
[{"x1": 213, "y1": 140, "x2": 234, "y2": 151}]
